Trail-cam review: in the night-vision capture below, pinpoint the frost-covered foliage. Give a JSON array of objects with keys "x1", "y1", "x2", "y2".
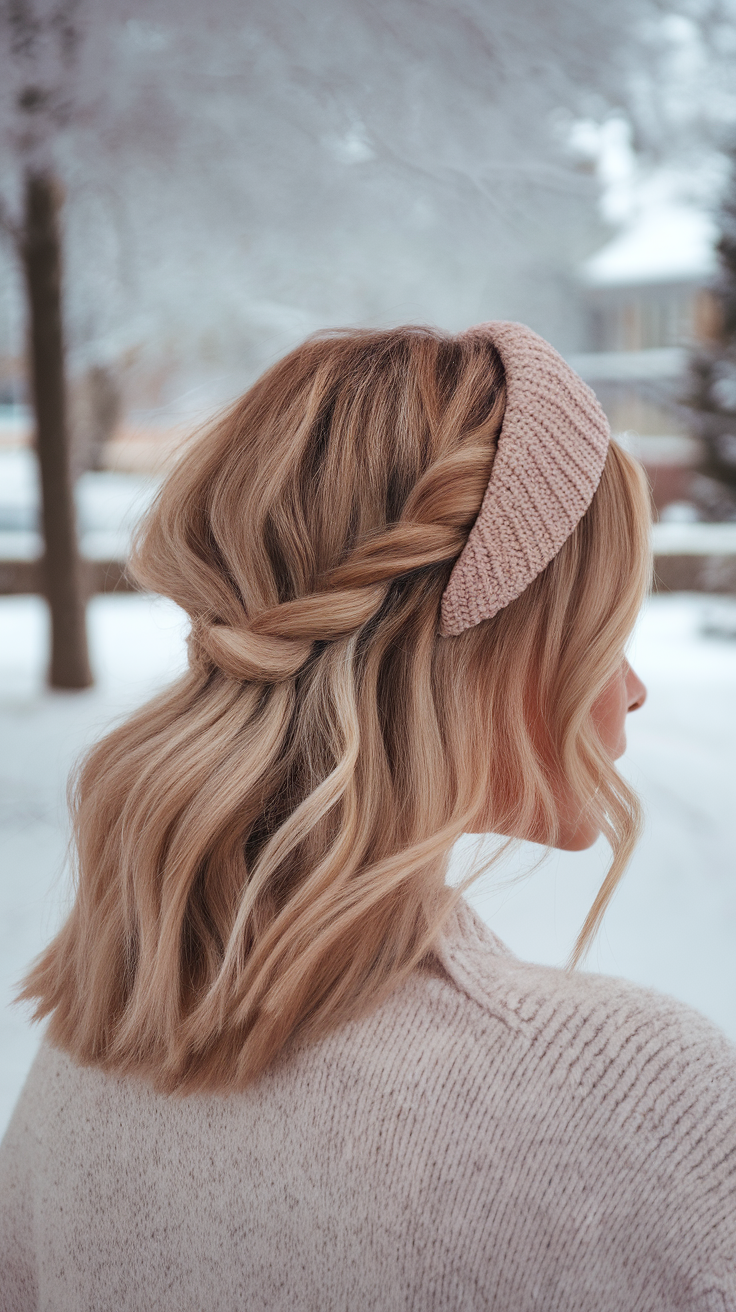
[{"x1": 0, "y1": 0, "x2": 730, "y2": 405}]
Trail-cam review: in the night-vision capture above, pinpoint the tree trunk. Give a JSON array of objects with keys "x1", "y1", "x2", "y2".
[{"x1": 21, "y1": 170, "x2": 92, "y2": 689}]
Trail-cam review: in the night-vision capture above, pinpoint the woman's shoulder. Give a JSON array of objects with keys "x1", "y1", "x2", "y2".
[
  {"x1": 412, "y1": 902, "x2": 736, "y2": 1307},
  {"x1": 430, "y1": 898, "x2": 736, "y2": 1160},
  {"x1": 437, "y1": 897, "x2": 736, "y2": 1077}
]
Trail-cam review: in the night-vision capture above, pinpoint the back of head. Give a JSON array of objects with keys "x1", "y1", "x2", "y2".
[{"x1": 19, "y1": 325, "x2": 651, "y2": 1094}]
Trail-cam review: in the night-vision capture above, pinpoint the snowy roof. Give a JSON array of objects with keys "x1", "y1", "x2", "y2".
[{"x1": 583, "y1": 204, "x2": 717, "y2": 288}]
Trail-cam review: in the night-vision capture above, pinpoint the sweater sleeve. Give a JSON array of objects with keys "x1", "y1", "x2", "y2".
[
  {"x1": 0, "y1": 1053, "x2": 41, "y2": 1312},
  {"x1": 439, "y1": 904, "x2": 736, "y2": 1309},
  {"x1": 517, "y1": 969, "x2": 736, "y2": 1310},
  {"x1": 617, "y1": 992, "x2": 736, "y2": 1311}
]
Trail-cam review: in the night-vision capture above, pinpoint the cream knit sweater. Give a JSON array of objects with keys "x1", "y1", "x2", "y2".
[{"x1": 2, "y1": 902, "x2": 735, "y2": 1311}]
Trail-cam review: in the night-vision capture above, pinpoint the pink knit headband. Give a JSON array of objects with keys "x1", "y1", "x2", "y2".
[{"x1": 439, "y1": 321, "x2": 611, "y2": 637}]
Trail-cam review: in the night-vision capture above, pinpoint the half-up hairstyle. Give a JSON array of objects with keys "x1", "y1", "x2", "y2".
[{"x1": 19, "y1": 326, "x2": 652, "y2": 1094}]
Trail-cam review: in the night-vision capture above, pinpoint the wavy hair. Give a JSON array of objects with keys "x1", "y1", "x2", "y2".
[{"x1": 19, "y1": 326, "x2": 652, "y2": 1093}]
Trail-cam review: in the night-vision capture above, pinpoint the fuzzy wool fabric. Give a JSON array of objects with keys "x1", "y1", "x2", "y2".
[
  {"x1": 1, "y1": 901, "x2": 735, "y2": 1311},
  {"x1": 439, "y1": 321, "x2": 611, "y2": 636}
]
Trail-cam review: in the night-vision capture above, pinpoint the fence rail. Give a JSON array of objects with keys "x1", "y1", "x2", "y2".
[{"x1": 0, "y1": 558, "x2": 135, "y2": 596}]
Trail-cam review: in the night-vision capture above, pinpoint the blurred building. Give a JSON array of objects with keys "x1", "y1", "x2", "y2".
[{"x1": 570, "y1": 204, "x2": 717, "y2": 516}]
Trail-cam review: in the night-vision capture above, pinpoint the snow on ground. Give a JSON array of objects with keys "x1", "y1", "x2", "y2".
[{"x1": 1, "y1": 592, "x2": 735, "y2": 1136}]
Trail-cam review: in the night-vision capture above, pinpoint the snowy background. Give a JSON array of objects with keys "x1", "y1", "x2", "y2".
[{"x1": 1, "y1": 585, "x2": 735, "y2": 1136}]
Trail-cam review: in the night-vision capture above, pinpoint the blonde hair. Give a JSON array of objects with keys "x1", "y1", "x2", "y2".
[{"x1": 19, "y1": 326, "x2": 652, "y2": 1094}]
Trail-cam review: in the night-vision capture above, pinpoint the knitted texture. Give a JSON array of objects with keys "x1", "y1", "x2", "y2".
[
  {"x1": 2, "y1": 903, "x2": 735, "y2": 1311},
  {"x1": 440, "y1": 322, "x2": 611, "y2": 636}
]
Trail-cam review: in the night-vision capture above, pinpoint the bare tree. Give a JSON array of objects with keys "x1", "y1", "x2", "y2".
[
  {"x1": 21, "y1": 168, "x2": 91, "y2": 685},
  {"x1": 1, "y1": 0, "x2": 91, "y2": 688}
]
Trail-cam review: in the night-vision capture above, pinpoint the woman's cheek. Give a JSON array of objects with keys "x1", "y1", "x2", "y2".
[{"x1": 592, "y1": 671, "x2": 627, "y2": 760}]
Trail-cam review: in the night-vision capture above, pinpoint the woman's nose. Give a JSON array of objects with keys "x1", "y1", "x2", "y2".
[{"x1": 626, "y1": 663, "x2": 647, "y2": 713}]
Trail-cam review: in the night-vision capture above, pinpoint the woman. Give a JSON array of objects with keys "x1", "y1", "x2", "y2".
[{"x1": 1, "y1": 322, "x2": 734, "y2": 1310}]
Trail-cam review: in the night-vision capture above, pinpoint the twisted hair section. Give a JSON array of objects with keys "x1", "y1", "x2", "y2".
[
  {"x1": 18, "y1": 326, "x2": 651, "y2": 1092},
  {"x1": 187, "y1": 517, "x2": 467, "y2": 684}
]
